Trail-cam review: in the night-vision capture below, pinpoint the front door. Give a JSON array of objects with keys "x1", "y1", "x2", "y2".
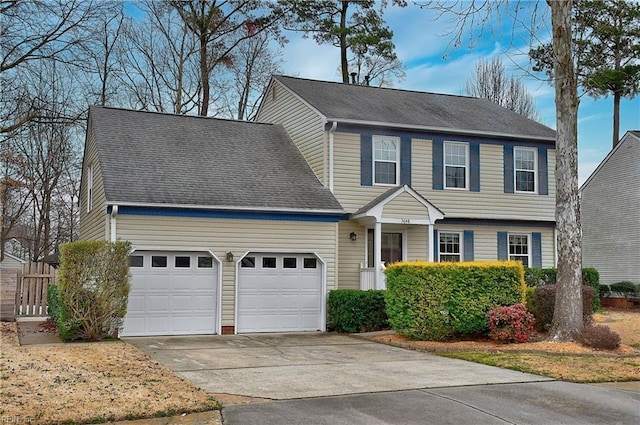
[{"x1": 367, "y1": 230, "x2": 403, "y2": 267}]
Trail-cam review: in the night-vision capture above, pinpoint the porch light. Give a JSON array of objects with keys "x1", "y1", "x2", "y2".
[
  {"x1": 349, "y1": 232, "x2": 357, "y2": 241},
  {"x1": 226, "y1": 252, "x2": 234, "y2": 262}
]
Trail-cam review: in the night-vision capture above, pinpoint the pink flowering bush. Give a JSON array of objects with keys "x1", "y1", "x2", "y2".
[{"x1": 487, "y1": 303, "x2": 536, "y2": 343}]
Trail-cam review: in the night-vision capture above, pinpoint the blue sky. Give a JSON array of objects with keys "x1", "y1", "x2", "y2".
[{"x1": 275, "y1": 3, "x2": 639, "y2": 185}]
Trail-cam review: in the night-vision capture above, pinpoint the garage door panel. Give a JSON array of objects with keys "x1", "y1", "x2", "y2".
[
  {"x1": 237, "y1": 253, "x2": 322, "y2": 333},
  {"x1": 122, "y1": 251, "x2": 218, "y2": 337}
]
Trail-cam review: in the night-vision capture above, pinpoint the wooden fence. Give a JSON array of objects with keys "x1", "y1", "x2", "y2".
[{"x1": 15, "y1": 262, "x2": 56, "y2": 316}]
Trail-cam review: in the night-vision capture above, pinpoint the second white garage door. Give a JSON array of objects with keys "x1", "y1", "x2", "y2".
[
  {"x1": 237, "y1": 253, "x2": 323, "y2": 333},
  {"x1": 122, "y1": 251, "x2": 218, "y2": 337}
]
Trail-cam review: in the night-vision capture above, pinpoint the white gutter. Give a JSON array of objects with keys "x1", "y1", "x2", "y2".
[
  {"x1": 328, "y1": 121, "x2": 337, "y2": 192},
  {"x1": 110, "y1": 205, "x2": 118, "y2": 242},
  {"x1": 326, "y1": 118, "x2": 556, "y2": 143}
]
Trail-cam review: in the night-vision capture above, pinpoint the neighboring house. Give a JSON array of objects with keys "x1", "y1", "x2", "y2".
[
  {"x1": 0, "y1": 252, "x2": 26, "y2": 270},
  {"x1": 580, "y1": 130, "x2": 640, "y2": 285},
  {"x1": 80, "y1": 76, "x2": 557, "y2": 337}
]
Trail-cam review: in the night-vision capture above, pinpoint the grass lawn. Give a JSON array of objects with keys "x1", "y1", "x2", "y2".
[{"x1": 0, "y1": 322, "x2": 219, "y2": 425}]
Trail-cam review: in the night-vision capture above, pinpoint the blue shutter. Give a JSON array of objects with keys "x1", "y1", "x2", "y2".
[
  {"x1": 469, "y1": 142, "x2": 480, "y2": 192},
  {"x1": 432, "y1": 139, "x2": 443, "y2": 190},
  {"x1": 433, "y1": 228, "x2": 439, "y2": 262},
  {"x1": 532, "y1": 232, "x2": 542, "y2": 268},
  {"x1": 497, "y1": 232, "x2": 508, "y2": 260},
  {"x1": 503, "y1": 145, "x2": 514, "y2": 193},
  {"x1": 400, "y1": 136, "x2": 411, "y2": 186},
  {"x1": 361, "y1": 134, "x2": 372, "y2": 186},
  {"x1": 538, "y1": 147, "x2": 548, "y2": 195},
  {"x1": 463, "y1": 230, "x2": 474, "y2": 261}
]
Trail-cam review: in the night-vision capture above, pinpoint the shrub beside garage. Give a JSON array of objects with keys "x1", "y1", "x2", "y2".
[
  {"x1": 50, "y1": 240, "x2": 131, "y2": 342},
  {"x1": 327, "y1": 289, "x2": 388, "y2": 333},
  {"x1": 384, "y1": 261, "x2": 526, "y2": 340}
]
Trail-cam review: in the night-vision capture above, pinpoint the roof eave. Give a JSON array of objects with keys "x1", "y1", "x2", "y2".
[
  {"x1": 106, "y1": 200, "x2": 346, "y2": 215},
  {"x1": 329, "y1": 118, "x2": 556, "y2": 143}
]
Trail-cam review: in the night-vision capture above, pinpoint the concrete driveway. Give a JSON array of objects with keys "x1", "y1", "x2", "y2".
[{"x1": 126, "y1": 332, "x2": 550, "y2": 399}]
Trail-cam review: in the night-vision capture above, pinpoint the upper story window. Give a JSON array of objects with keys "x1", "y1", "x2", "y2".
[
  {"x1": 514, "y1": 147, "x2": 537, "y2": 193},
  {"x1": 86, "y1": 164, "x2": 93, "y2": 212},
  {"x1": 509, "y1": 233, "x2": 530, "y2": 267},
  {"x1": 373, "y1": 135, "x2": 399, "y2": 185},
  {"x1": 444, "y1": 142, "x2": 468, "y2": 189}
]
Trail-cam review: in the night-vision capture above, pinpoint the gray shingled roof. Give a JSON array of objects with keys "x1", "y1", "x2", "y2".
[
  {"x1": 274, "y1": 75, "x2": 556, "y2": 141},
  {"x1": 89, "y1": 106, "x2": 344, "y2": 212}
]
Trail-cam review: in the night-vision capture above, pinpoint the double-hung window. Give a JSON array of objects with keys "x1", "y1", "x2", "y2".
[
  {"x1": 439, "y1": 232, "x2": 461, "y2": 262},
  {"x1": 373, "y1": 135, "x2": 399, "y2": 185},
  {"x1": 444, "y1": 142, "x2": 468, "y2": 189},
  {"x1": 514, "y1": 147, "x2": 536, "y2": 193},
  {"x1": 508, "y1": 234, "x2": 530, "y2": 266}
]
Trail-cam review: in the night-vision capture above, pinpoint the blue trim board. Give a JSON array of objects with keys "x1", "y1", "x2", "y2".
[
  {"x1": 115, "y1": 206, "x2": 344, "y2": 222},
  {"x1": 335, "y1": 123, "x2": 556, "y2": 148},
  {"x1": 438, "y1": 218, "x2": 555, "y2": 228}
]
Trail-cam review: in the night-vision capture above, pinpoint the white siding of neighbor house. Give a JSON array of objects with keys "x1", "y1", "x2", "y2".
[
  {"x1": 332, "y1": 132, "x2": 556, "y2": 222},
  {"x1": 433, "y1": 224, "x2": 555, "y2": 267},
  {"x1": 256, "y1": 80, "x2": 327, "y2": 182},
  {"x1": 79, "y1": 127, "x2": 108, "y2": 241},
  {"x1": 581, "y1": 134, "x2": 640, "y2": 284},
  {"x1": 115, "y1": 214, "x2": 337, "y2": 326}
]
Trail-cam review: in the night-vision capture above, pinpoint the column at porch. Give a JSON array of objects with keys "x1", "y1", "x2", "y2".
[
  {"x1": 428, "y1": 223, "x2": 434, "y2": 262},
  {"x1": 374, "y1": 221, "x2": 383, "y2": 289}
]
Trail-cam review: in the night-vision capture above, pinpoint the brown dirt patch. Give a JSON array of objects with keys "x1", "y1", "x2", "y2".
[
  {"x1": 0, "y1": 322, "x2": 218, "y2": 425},
  {"x1": 592, "y1": 309, "x2": 640, "y2": 346}
]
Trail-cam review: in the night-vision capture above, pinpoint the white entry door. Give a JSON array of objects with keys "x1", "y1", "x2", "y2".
[
  {"x1": 237, "y1": 253, "x2": 323, "y2": 333},
  {"x1": 122, "y1": 251, "x2": 218, "y2": 336}
]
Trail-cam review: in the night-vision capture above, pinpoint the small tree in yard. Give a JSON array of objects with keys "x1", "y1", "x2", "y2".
[{"x1": 55, "y1": 240, "x2": 130, "y2": 341}]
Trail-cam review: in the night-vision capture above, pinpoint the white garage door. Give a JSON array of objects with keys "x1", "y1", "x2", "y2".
[
  {"x1": 121, "y1": 251, "x2": 218, "y2": 337},
  {"x1": 237, "y1": 253, "x2": 323, "y2": 333}
]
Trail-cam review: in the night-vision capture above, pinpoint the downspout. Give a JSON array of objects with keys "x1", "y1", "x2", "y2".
[
  {"x1": 328, "y1": 121, "x2": 337, "y2": 193},
  {"x1": 110, "y1": 205, "x2": 118, "y2": 242}
]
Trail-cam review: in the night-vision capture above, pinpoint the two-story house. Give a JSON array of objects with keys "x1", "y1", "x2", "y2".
[
  {"x1": 79, "y1": 75, "x2": 557, "y2": 337},
  {"x1": 256, "y1": 76, "x2": 557, "y2": 290}
]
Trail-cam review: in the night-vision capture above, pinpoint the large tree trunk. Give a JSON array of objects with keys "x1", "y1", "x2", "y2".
[
  {"x1": 612, "y1": 92, "x2": 620, "y2": 147},
  {"x1": 199, "y1": 32, "x2": 209, "y2": 116},
  {"x1": 548, "y1": 0, "x2": 583, "y2": 342}
]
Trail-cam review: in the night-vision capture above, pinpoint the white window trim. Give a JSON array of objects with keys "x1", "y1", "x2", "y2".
[
  {"x1": 373, "y1": 135, "x2": 400, "y2": 186},
  {"x1": 508, "y1": 233, "x2": 531, "y2": 266},
  {"x1": 438, "y1": 230, "x2": 462, "y2": 262},
  {"x1": 86, "y1": 164, "x2": 93, "y2": 213},
  {"x1": 514, "y1": 147, "x2": 537, "y2": 194},
  {"x1": 443, "y1": 141, "x2": 469, "y2": 190}
]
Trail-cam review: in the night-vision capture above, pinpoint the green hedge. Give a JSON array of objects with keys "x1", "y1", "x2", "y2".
[
  {"x1": 47, "y1": 284, "x2": 79, "y2": 341},
  {"x1": 524, "y1": 267, "x2": 600, "y2": 310},
  {"x1": 327, "y1": 290, "x2": 388, "y2": 333},
  {"x1": 55, "y1": 240, "x2": 131, "y2": 341},
  {"x1": 385, "y1": 261, "x2": 526, "y2": 340}
]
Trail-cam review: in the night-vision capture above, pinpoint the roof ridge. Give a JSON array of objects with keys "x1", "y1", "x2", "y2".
[
  {"x1": 90, "y1": 105, "x2": 276, "y2": 127},
  {"x1": 273, "y1": 74, "x2": 485, "y2": 101}
]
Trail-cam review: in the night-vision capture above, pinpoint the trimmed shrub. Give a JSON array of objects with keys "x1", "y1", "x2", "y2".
[
  {"x1": 528, "y1": 284, "x2": 595, "y2": 331},
  {"x1": 524, "y1": 267, "x2": 601, "y2": 311},
  {"x1": 55, "y1": 240, "x2": 131, "y2": 341},
  {"x1": 47, "y1": 284, "x2": 79, "y2": 341},
  {"x1": 487, "y1": 304, "x2": 536, "y2": 343},
  {"x1": 609, "y1": 281, "x2": 640, "y2": 295},
  {"x1": 385, "y1": 261, "x2": 525, "y2": 340},
  {"x1": 579, "y1": 325, "x2": 620, "y2": 350},
  {"x1": 326, "y1": 290, "x2": 388, "y2": 333}
]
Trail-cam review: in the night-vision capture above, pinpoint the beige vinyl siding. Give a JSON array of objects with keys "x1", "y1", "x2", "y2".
[
  {"x1": 333, "y1": 132, "x2": 555, "y2": 222},
  {"x1": 382, "y1": 192, "x2": 431, "y2": 220},
  {"x1": 79, "y1": 128, "x2": 107, "y2": 241},
  {"x1": 115, "y1": 214, "x2": 337, "y2": 326},
  {"x1": 406, "y1": 225, "x2": 428, "y2": 261},
  {"x1": 337, "y1": 220, "x2": 366, "y2": 290},
  {"x1": 581, "y1": 135, "x2": 640, "y2": 284},
  {"x1": 256, "y1": 81, "x2": 327, "y2": 181},
  {"x1": 434, "y1": 224, "x2": 555, "y2": 267}
]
